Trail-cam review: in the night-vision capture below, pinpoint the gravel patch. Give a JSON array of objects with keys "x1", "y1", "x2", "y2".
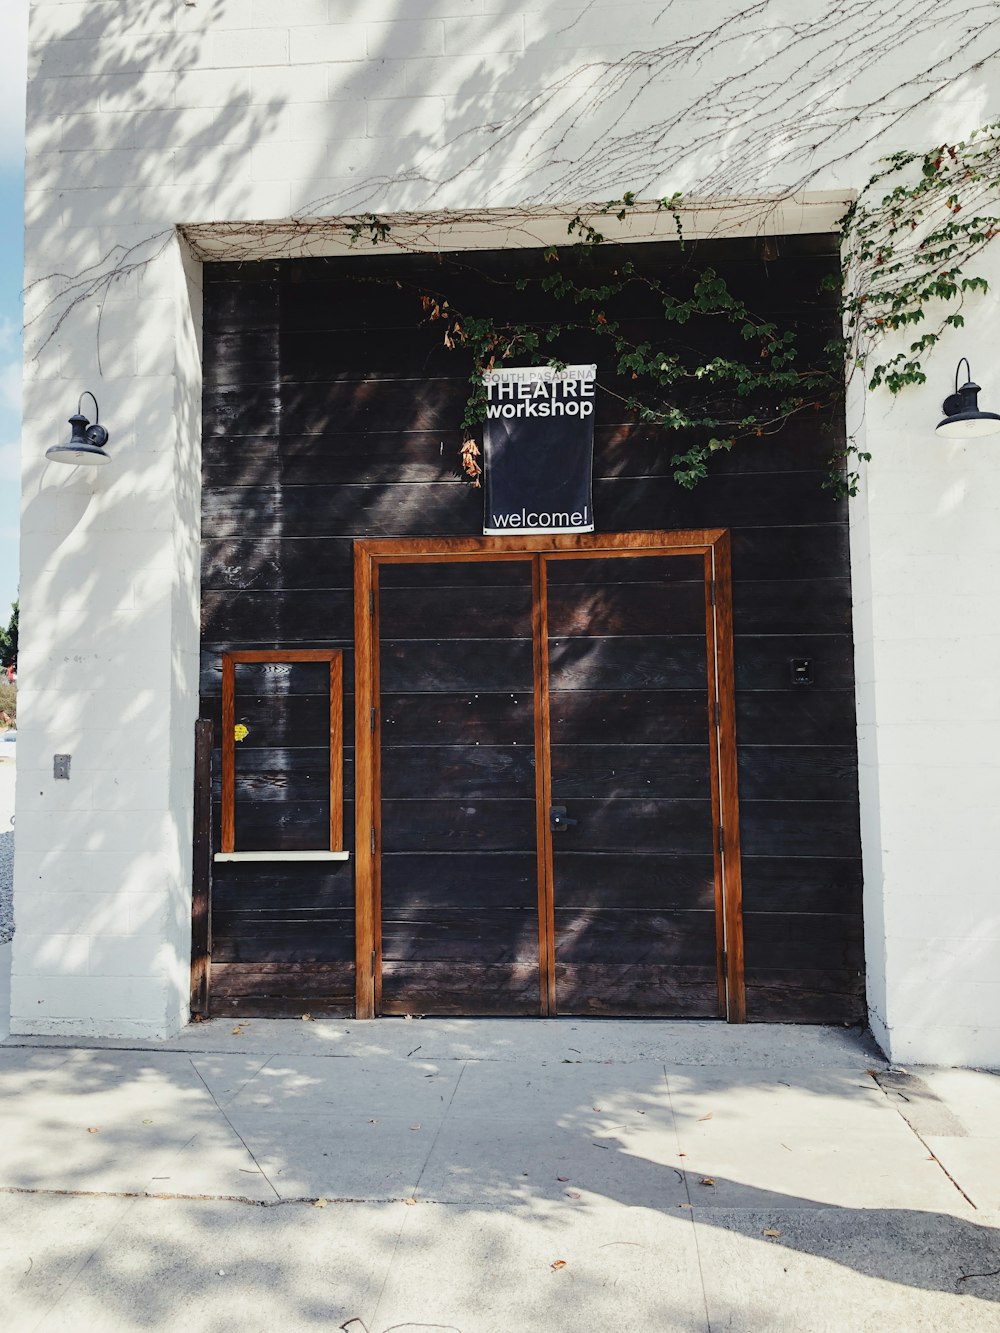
[{"x1": 0, "y1": 829, "x2": 12, "y2": 944}]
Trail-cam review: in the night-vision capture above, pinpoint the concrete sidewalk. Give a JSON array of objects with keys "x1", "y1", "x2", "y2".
[{"x1": 0, "y1": 1020, "x2": 998, "y2": 1331}]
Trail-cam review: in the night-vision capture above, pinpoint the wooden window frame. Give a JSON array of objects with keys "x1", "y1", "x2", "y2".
[{"x1": 220, "y1": 649, "x2": 344, "y2": 856}]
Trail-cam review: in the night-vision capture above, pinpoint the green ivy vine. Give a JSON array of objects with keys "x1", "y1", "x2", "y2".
[{"x1": 347, "y1": 121, "x2": 1000, "y2": 498}]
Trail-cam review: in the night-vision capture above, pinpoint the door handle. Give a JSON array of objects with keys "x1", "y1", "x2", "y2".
[{"x1": 550, "y1": 805, "x2": 578, "y2": 832}]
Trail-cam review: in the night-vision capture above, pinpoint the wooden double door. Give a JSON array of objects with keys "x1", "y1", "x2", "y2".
[{"x1": 354, "y1": 531, "x2": 744, "y2": 1020}]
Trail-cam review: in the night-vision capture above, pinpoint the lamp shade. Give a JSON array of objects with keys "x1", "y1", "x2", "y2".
[
  {"x1": 936, "y1": 366, "x2": 1000, "y2": 439},
  {"x1": 45, "y1": 396, "x2": 111, "y2": 466}
]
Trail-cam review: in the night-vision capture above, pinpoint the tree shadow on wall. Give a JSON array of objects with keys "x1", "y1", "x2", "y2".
[
  {"x1": 19, "y1": 0, "x2": 983, "y2": 1110},
  {"x1": 18, "y1": 0, "x2": 296, "y2": 1037}
]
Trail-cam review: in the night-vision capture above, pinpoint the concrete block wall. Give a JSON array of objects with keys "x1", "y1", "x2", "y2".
[
  {"x1": 14, "y1": 227, "x2": 202, "y2": 1039},
  {"x1": 14, "y1": 0, "x2": 1000, "y2": 1055},
  {"x1": 849, "y1": 243, "x2": 1000, "y2": 1066}
]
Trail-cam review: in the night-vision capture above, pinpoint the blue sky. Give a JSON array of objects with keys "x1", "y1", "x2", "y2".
[{"x1": 0, "y1": 0, "x2": 27, "y2": 624}]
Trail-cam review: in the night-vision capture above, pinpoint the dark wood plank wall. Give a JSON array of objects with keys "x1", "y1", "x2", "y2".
[
  {"x1": 546, "y1": 553, "x2": 721, "y2": 1017},
  {"x1": 377, "y1": 559, "x2": 542, "y2": 1015},
  {"x1": 200, "y1": 236, "x2": 864, "y2": 1022}
]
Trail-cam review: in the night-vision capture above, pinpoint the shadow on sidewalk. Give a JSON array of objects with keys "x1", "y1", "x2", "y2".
[{"x1": 0, "y1": 1046, "x2": 997, "y2": 1330}]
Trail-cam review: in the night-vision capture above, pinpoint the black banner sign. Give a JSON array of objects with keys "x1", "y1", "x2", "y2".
[{"x1": 483, "y1": 365, "x2": 596, "y2": 535}]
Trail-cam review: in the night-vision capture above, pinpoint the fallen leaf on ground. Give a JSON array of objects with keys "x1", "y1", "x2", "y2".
[
  {"x1": 551, "y1": 1260, "x2": 567, "y2": 1271},
  {"x1": 231, "y1": 1027, "x2": 243, "y2": 1036},
  {"x1": 313, "y1": 1198, "x2": 328, "y2": 1208},
  {"x1": 698, "y1": 1112, "x2": 713, "y2": 1121},
  {"x1": 86, "y1": 1127, "x2": 99, "y2": 1134},
  {"x1": 557, "y1": 1176, "x2": 569, "y2": 1182},
  {"x1": 763, "y1": 1228, "x2": 781, "y2": 1238},
  {"x1": 699, "y1": 1177, "x2": 716, "y2": 1187},
  {"x1": 404, "y1": 1197, "x2": 418, "y2": 1206},
  {"x1": 566, "y1": 1191, "x2": 581, "y2": 1199},
  {"x1": 301, "y1": 1013, "x2": 313, "y2": 1021},
  {"x1": 142, "y1": 1119, "x2": 153, "y2": 1125},
  {"x1": 410, "y1": 1124, "x2": 421, "y2": 1131},
  {"x1": 678, "y1": 1202, "x2": 693, "y2": 1209}
]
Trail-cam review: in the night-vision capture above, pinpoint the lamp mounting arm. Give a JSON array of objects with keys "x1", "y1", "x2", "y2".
[
  {"x1": 78, "y1": 391, "x2": 101, "y2": 425},
  {"x1": 942, "y1": 359, "x2": 982, "y2": 419},
  {"x1": 74, "y1": 391, "x2": 109, "y2": 448}
]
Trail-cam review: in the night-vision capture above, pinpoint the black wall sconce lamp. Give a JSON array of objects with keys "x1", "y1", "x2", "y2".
[
  {"x1": 45, "y1": 392, "x2": 111, "y2": 466},
  {"x1": 936, "y1": 359, "x2": 1000, "y2": 439}
]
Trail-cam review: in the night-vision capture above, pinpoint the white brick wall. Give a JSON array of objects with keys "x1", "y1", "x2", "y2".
[
  {"x1": 848, "y1": 247, "x2": 1000, "y2": 1066},
  {"x1": 14, "y1": 0, "x2": 1000, "y2": 1055},
  {"x1": 14, "y1": 218, "x2": 200, "y2": 1037}
]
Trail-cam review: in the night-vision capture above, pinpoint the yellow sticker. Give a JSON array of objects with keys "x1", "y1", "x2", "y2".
[{"x1": 234, "y1": 724, "x2": 249, "y2": 742}]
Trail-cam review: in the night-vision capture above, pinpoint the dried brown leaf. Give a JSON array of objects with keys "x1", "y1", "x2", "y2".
[
  {"x1": 551, "y1": 1259, "x2": 567, "y2": 1271},
  {"x1": 763, "y1": 1228, "x2": 781, "y2": 1238}
]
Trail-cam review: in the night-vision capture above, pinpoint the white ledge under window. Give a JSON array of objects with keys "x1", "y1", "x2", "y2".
[{"x1": 214, "y1": 850, "x2": 351, "y2": 863}]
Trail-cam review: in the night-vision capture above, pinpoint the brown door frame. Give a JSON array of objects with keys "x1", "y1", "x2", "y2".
[{"x1": 353, "y1": 529, "x2": 745, "y2": 1021}]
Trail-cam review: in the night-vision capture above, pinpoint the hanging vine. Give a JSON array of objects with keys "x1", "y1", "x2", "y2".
[
  {"x1": 27, "y1": 121, "x2": 1000, "y2": 499},
  {"x1": 839, "y1": 124, "x2": 1000, "y2": 385},
  {"x1": 346, "y1": 203, "x2": 840, "y2": 491},
  {"x1": 22, "y1": 0, "x2": 1000, "y2": 498},
  {"x1": 340, "y1": 121, "x2": 1000, "y2": 497}
]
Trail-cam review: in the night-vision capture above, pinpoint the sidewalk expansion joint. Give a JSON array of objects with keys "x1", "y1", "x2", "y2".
[
  {"x1": 868, "y1": 1071, "x2": 977, "y2": 1210},
  {"x1": 190, "y1": 1055, "x2": 282, "y2": 1201},
  {"x1": 0, "y1": 1185, "x2": 427, "y2": 1208}
]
